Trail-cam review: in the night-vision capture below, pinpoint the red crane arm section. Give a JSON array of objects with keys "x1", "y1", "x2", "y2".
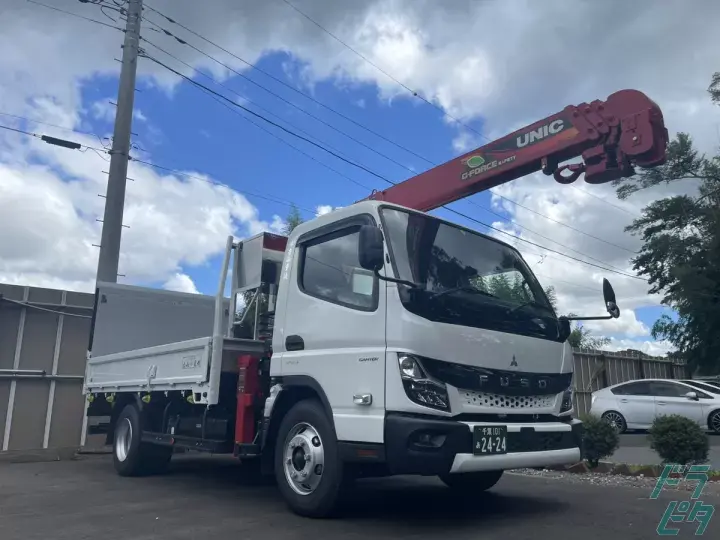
[{"x1": 364, "y1": 89, "x2": 668, "y2": 212}]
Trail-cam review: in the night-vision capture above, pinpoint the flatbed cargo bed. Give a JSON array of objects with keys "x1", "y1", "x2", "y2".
[{"x1": 84, "y1": 336, "x2": 265, "y2": 398}]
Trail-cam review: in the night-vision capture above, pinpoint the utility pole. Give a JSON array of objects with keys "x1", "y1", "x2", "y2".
[{"x1": 96, "y1": 0, "x2": 143, "y2": 284}]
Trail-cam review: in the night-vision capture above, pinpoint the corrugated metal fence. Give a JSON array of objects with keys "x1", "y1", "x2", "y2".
[
  {"x1": 572, "y1": 349, "x2": 689, "y2": 416},
  {"x1": 0, "y1": 283, "x2": 95, "y2": 457},
  {"x1": 0, "y1": 283, "x2": 690, "y2": 456}
]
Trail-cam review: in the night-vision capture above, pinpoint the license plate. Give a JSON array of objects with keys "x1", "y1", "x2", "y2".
[{"x1": 473, "y1": 425, "x2": 508, "y2": 455}]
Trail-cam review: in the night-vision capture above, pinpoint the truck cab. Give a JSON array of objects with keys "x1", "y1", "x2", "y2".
[{"x1": 265, "y1": 200, "x2": 582, "y2": 512}]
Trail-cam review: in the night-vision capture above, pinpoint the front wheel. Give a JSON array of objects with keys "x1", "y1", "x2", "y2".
[
  {"x1": 274, "y1": 399, "x2": 344, "y2": 518},
  {"x1": 439, "y1": 470, "x2": 504, "y2": 492}
]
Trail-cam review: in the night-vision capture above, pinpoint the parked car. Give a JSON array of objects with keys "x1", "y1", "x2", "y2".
[{"x1": 589, "y1": 378, "x2": 720, "y2": 434}]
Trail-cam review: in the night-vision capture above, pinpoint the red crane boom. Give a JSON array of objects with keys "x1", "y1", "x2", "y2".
[{"x1": 365, "y1": 89, "x2": 668, "y2": 212}]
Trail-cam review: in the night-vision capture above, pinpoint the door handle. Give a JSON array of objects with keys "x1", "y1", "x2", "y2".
[
  {"x1": 353, "y1": 393, "x2": 373, "y2": 406},
  {"x1": 285, "y1": 335, "x2": 304, "y2": 351},
  {"x1": 657, "y1": 401, "x2": 667, "y2": 406},
  {"x1": 620, "y1": 399, "x2": 629, "y2": 403}
]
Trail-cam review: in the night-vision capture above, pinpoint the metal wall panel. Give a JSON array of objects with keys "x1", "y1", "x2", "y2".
[{"x1": 1, "y1": 284, "x2": 91, "y2": 454}]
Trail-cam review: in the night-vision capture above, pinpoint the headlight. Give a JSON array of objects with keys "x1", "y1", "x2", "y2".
[
  {"x1": 398, "y1": 355, "x2": 450, "y2": 412},
  {"x1": 560, "y1": 389, "x2": 573, "y2": 414}
]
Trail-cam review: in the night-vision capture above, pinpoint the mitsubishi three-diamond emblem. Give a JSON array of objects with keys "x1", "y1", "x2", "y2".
[{"x1": 510, "y1": 355, "x2": 518, "y2": 367}]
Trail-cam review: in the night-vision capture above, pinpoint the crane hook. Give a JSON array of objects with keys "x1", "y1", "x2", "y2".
[{"x1": 553, "y1": 163, "x2": 586, "y2": 184}]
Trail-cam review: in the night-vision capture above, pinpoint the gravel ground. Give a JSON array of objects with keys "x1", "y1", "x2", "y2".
[{"x1": 511, "y1": 468, "x2": 720, "y2": 497}]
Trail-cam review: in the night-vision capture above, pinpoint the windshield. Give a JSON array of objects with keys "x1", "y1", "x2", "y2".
[{"x1": 380, "y1": 207, "x2": 561, "y2": 341}]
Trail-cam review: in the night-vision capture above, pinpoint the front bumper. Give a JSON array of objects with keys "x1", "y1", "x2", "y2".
[{"x1": 384, "y1": 412, "x2": 583, "y2": 476}]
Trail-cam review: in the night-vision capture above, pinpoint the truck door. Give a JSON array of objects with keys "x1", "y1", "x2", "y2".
[{"x1": 280, "y1": 214, "x2": 387, "y2": 444}]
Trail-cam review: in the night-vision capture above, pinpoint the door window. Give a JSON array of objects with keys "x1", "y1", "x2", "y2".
[
  {"x1": 612, "y1": 381, "x2": 651, "y2": 396},
  {"x1": 299, "y1": 226, "x2": 378, "y2": 311},
  {"x1": 650, "y1": 381, "x2": 697, "y2": 398}
]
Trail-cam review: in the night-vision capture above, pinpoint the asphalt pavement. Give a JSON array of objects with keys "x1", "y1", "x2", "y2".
[
  {"x1": 612, "y1": 433, "x2": 720, "y2": 468},
  {"x1": 1, "y1": 454, "x2": 718, "y2": 540}
]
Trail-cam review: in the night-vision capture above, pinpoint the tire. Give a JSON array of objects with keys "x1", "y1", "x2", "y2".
[
  {"x1": 439, "y1": 470, "x2": 504, "y2": 492},
  {"x1": 112, "y1": 403, "x2": 172, "y2": 477},
  {"x1": 708, "y1": 410, "x2": 720, "y2": 434},
  {"x1": 601, "y1": 410, "x2": 627, "y2": 434},
  {"x1": 274, "y1": 399, "x2": 344, "y2": 518}
]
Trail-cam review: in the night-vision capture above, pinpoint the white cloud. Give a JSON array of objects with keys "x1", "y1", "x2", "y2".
[
  {"x1": 604, "y1": 338, "x2": 674, "y2": 358},
  {"x1": 0, "y1": 131, "x2": 284, "y2": 292},
  {"x1": 2, "y1": 0, "x2": 717, "y2": 351},
  {"x1": 163, "y1": 273, "x2": 199, "y2": 294},
  {"x1": 91, "y1": 99, "x2": 116, "y2": 123},
  {"x1": 315, "y1": 204, "x2": 334, "y2": 216}
]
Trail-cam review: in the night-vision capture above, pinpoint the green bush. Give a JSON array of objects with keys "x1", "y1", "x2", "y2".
[
  {"x1": 580, "y1": 414, "x2": 620, "y2": 468},
  {"x1": 649, "y1": 414, "x2": 709, "y2": 465}
]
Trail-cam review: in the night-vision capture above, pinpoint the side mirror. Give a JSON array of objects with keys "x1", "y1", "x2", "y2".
[
  {"x1": 603, "y1": 278, "x2": 620, "y2": 319},
  {"x1": 358, "y1": 225, "x2": 384, "y2": 271},
  {"x1": 685, "y1": 391, "x2": 699, "y2": 401},
  {"x1": 558, "y1": 316, "x2": 571, "y2": 342}
]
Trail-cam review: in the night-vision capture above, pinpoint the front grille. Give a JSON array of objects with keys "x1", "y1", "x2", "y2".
[
  {"x1": 507, "y1": 430, "x2": 576, "y2": 453},
  {"x1": 462, "y1": 390, "x2": 557, "y2": 409}
]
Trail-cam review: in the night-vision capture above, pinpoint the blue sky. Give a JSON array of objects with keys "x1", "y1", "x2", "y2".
[
  {"x1": 5, "y1": 0, "x2": 715, "y2": 356},
  {"x1": 73, "y1": 49, "x2": 670, "y2": 340}
]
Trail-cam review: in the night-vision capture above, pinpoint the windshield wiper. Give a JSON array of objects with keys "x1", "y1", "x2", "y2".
[
  {"x1": 428, "y1": 286, "x2": 499, "y2": 300},
  {"x1": 508, "y1": 299, "x2": 555, "y2": 315}
]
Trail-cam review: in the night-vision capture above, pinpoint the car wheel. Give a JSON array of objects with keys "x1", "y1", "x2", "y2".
[
  {"x1": 708, "y1": 410, "x2": 720, "y2": 434},
  {"x1": 113, "y1": 403, "x2": 172, "y2": 476},
  {"x1": 274, "y1": 399, "x2": 345, "y2": 518},
  {"x1": 601, "y1": 411, "x2": 627, "y2": 434},
  {"x1": 439, "y1": 470, "x2": 504, "y2": 492}
]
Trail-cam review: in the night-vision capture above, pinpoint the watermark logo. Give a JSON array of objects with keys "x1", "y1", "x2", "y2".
[{"x1": 652, "y1": 464, "x2": 714, "y2": 535}]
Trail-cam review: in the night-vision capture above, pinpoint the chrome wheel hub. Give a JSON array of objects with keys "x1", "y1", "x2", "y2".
[
  {"x1": 115, "y1": 417, "x2": 132, "y2": 462},
  {"x1": 283, "y1": 422, "x2": 324, "y2": 496},
  {"x1": 604, "y1": 412, "x2": 623, "y2": 432},
  {"x1": 711, "y1": 413, "x2": 720, "y2": 433}
]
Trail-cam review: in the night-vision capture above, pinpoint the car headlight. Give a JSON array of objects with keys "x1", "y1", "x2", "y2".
[
  {"x1": 398, "y1": 354, "x2": 450, "y2": 412},
  {"x1": 560, "y1": 388, "x2": 574, "y2": 414}
]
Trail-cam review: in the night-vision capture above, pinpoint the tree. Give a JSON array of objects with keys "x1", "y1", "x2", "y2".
[
  {"x1": 567, "y1": 320, "x2": 611, "y2": 350},
  {"x1": 284, "y1": 204, "x2": 304, "y2": 235},
  {"x1": 611, "y1": 72, "x2": 720, "y2": 374}
]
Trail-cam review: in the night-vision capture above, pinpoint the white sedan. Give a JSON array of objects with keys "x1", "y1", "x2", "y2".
[{"x1": 589, "y1": 378, "x2": 720, "y2": 434}]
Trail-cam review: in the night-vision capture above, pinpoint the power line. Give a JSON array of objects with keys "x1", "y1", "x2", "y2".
[
  {"x1": 1, "y1": 122, "x2": 314, "y2": 215},
  {"x1": 0, "y1": 124, "x2": 110, "y2": 154},
  {"x1": 438, "y1": 205, "x2": 647, "y2": 281},
  {"x1": 489, "y1": 191, "x2": 638, "y2": 253},
  {"x1": 276, "y1": 0, "x2": 641, "y2": 233},
  {"x1": 141, "y1": 54, "x2": 390, "y2": 186},
  {"x1": 139, "y1": 39, "x2": 636, "y2": 277},
  {"x1": 141, "y1": 2, "x2": 435, "y2": 166},
  {"x1": 463, "y1": 199, "x2": 635, "y2": 267},
  {"x1": 140, "y1": 38, "x2": 368, "y2": 174},
  {"x1": 52, "y1": 0, "x2": 645, "y2": 280},
  {"x1": 130, "y1": 158, "x2": 316, "y2": 215},
  {"x1": 139, "y1": 22, "x2": 422, "y2": 176},
  {"x1": 26, "y1": 0, "x2": 123, "y2": 30},
  {"x1": 278, "y1": 0, "x2": 490, "y2": 144},
  {"x1": 0, "y1": 110, "x2": 110, "y2": 147},
  {"x1": 148, "y1": 54, "x2": 373, "y2": 193},
  {"x1": 139, "y1": 56, "x2": 645, "y2": 281}
]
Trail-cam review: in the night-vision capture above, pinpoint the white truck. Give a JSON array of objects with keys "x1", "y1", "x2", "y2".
[{"x1": 83, "y1": 90, "x2": 669, "y2": 517}]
